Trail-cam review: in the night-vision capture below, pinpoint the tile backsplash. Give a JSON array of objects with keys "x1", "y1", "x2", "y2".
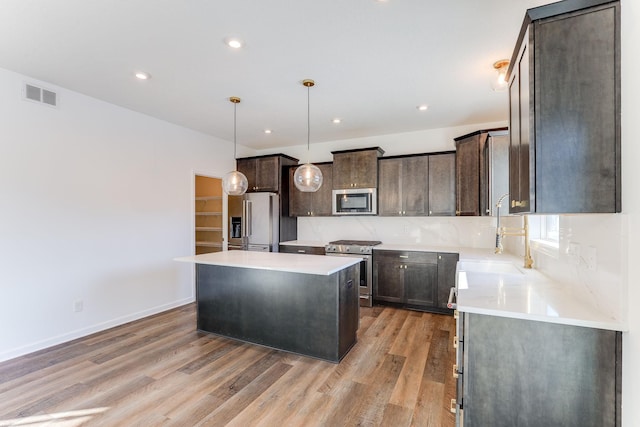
[{"x1": 297, "y1": 216, "x2": 497, "y2": 248}]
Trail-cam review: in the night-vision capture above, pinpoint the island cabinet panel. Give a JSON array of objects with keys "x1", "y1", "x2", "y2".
[
  {"x1": 373, "y1": 250, "x2": 453, "y2": 313},
  {"x1": 508, "y1": 1, "x2": 620, "y2": 213},
  {"x1": 428, "y1": 152, "x2": 456, "y2": 216},
  {"x1": 460, "y1": 313, "x2": 621, "y2": 427},
  {"x1": 196, "y1": 263, "x2": 359, "y2": 363},
  {"x1": 289, "y1": 163, "x2": 333, "y2": 217},
  {"x1": 332, "y1": 147, "x2": 384, "y2": 189}
]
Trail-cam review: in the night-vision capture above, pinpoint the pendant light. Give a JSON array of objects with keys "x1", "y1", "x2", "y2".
[
  {"x1": 293, "y1": 79, "x2": 323, "y2": 192},
  {"x1": 222, "y1": 96, "x2": 249, "y2": 196},
  {"x1": 491, "y1": 59, "x2": 510, "y2": 92}
]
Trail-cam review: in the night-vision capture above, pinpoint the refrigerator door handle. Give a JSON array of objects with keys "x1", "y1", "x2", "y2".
[
  {"x1": 241, "y1": 200, "x2": 247, "y2": 237},
  {"x1": 245, "y1": 200, "x2": 252, "y2": 237}
]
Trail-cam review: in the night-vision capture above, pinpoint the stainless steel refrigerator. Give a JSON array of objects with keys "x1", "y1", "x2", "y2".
[{"x1": 228, "y1": 193, "x2": 280, "y2": 252}]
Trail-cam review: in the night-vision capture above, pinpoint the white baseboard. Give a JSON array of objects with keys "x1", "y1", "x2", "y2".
[{"x1": 0, "y1": 297, "x2": 195, "y2": 363}]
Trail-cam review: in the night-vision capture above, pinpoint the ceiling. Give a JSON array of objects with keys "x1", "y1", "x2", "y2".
[{"x1": 0, "y1": 0, "x2": 550, "y2": 150}]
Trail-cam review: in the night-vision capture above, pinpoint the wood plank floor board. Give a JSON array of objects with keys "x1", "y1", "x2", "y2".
[{"x1": 0, "y1": 303, "x2": 455, "y2": 427}]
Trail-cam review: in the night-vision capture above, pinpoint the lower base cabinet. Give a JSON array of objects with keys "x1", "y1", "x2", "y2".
[
  {"x1": 373, "y1": 250, "x2": 458, "y2": 314},
  {"x1": 456, "y1": 313, "x2": 621, "y2": 427}
]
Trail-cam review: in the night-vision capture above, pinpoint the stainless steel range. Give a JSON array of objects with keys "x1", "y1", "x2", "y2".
[{"x1": 325, "y1": 240, "x2": 381, "y2": 307}]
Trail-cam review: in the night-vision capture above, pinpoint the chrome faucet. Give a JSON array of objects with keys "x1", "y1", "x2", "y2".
[{"x1": 494, "y1": 193, "x2": 533, "y2": 269}]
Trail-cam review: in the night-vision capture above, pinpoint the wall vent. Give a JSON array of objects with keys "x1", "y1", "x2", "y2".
[{"x1": 23, "y1": 83, "x2": 58, "y2": 107}]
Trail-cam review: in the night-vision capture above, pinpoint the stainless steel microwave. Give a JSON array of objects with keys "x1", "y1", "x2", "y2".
[{"x1": 332, "y1": 188, "x2": 377, "y2": 215}]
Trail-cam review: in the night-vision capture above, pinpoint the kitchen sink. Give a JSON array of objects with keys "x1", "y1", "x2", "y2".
[{"x1": 457, "y1": 260, "x2": 523, "y2": 275}]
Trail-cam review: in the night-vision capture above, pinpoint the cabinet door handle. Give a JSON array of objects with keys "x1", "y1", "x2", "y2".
[
  {"x1": 455, "y1": 210, "x2": 461, "y2": 215},
  {"x1": 399, "y1": 211, "x2": 402, "y2": 215},
  {"x1": 453, "y1": 364, "x2": 459, "y2": 378},
  {"x1": 450, "y1": 399, "x2": 457, "y2": 414},
  {"x1": 429, "y1": 210, "x2": 432, "y2": 215},
  {"x1": 453, "y1": 335, "x2": 458, "y2": 349},
  {"x1": 454, "y1": 309, "x2": 459, "y2": 319},
  {"x1": 399, "y1": 255, "x2": 409, "y2": 259}
]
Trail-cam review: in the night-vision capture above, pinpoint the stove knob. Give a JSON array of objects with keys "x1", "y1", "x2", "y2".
[
  {"x1": 360, "y1": 247, "x2": 367, "y2": 253},
  {"x1": 345, "y1": 247, "x2": 350, "y2": 252}
]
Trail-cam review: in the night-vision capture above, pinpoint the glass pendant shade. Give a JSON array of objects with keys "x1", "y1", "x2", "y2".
[
  {"x1": 223, "y1": 96, "x2": 248, "y2": 196},
  {"x1": 294, "y1": 163, "x2": 323, "y2": 192},
  {"x1": 223, "y1": 170, "x2": 248, "y2": 195}
]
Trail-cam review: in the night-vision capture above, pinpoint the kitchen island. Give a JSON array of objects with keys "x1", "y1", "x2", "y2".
[{"x1": 175, "y1": 251, "x2": 361, "y2": 363}]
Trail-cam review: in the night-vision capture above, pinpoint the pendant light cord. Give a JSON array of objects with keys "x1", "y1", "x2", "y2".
[
  {"x1": 307, "y1": 84, "x2": 311, "y2": 163},
  {"x1": 234, "y1": 101, "x2": 238, "y2": 161}
]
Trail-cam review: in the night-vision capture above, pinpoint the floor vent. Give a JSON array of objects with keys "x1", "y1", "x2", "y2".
[{"x1": 23, "y1": 83, "x2": 58, "y2": 107}]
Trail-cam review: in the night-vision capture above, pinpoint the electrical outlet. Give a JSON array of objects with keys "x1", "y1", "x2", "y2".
[
  {"x1": 74, "y1": 299, "x2": 83, "y2": 313},
  {"x1": 583, "y1": 246, "x2": 597, "y2": 271}
]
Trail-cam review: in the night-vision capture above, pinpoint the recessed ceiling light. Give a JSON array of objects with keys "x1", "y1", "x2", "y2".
[
  {"x1": 264, "y1": 129, "x2": 272, "y2": 134},
  {"x1": 226, "y1": 38, "x2": 243, "y2": 49},
  {"x1": 417, "y1": 104, "x2": 429, "y2": 111},
  {"x1": 332, "y1": 118, "x2": 342, "y2": 124},
  {"x1": 135, "y1": 72, "x2": 151, "y2": 80}
]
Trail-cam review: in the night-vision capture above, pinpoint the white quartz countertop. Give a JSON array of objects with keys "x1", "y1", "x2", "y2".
[
  {"x1": 175, "y1": 250, "x2": 361, "y2": 276},
  {"x1": 455, "y1": 254, "x2": 626, "y2": 331}
]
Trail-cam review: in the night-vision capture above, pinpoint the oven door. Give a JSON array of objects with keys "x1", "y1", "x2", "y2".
[{"x1": 325, "y1": 253, "x2": 372, "y2": 307}]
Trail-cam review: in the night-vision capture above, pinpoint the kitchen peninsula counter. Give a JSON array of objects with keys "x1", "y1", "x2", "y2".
[{"x1": 175, "y1": 251, "x2": 361, "y2": 362}]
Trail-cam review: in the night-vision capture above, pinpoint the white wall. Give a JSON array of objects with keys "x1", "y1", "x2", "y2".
[{"x1": 0, "y1": 67, "x2": 245, "y2": 361}]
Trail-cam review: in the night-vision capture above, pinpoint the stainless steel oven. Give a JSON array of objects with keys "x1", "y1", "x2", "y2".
[{"x1": 325, "y1": 240, "x2": 381, "y2": 307}]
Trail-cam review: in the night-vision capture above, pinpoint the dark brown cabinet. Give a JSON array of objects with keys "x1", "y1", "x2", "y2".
[
  {"x1": 378, "y1": 152, "x2": 455, "y2": 217},
  {"x1": 458, "y1": 312, "x2": 621, "y2": 427},
  {"x1": 278, "y1": 244, "x2": 326, "y2": 255},
  {"x1": 507, "y1": 0, "x2": 620, "y2": 214},
  {"x1": 288, "y1": 163, "x2": 333, "y2": 217},
  {"x1": 428, "y1": 153, "x2": 456, "y2": 216},
  {"x1": 236, "y1": 157, "x2": 277, "y2": 192},
  {"x1": 332, "y1": 147, "x2": 384, "y2": 189},
  {"x1": 455, "y1": 129, "x2": 509, "y2": 216},
  {"x1": 373, "y1": 250, "x2": 457, "y2": 313},
  {"x1": 436, "y1": 253, "x2": 459, "y2": 310},
  {"x1": 378, "y1": 156, "x2": 428, "y2": 216}
]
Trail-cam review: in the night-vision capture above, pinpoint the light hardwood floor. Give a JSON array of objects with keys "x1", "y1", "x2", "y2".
[{"x1": 0, "y1": 304, "x2": 456, "y2": 426}]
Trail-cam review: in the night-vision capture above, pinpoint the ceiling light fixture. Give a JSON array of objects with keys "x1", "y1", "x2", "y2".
[
  {"x1": 135, "y1": 72, "x2": 151, "y2": 80},
  {"x1": 226, "y1": 38, "x2": 243, "y2": 49},
  {"x1": 293, "y1": 79, "x2": 323, "y2": 193},
  {"x1": 417, "y1": 104, "x2": 428, "y2": 111},
  {"x1": 492, "y1": 59, "x2": 510, "y2": 91},
  {"x1": 264, "y1": 129, "x2": 272, "y2": 134},
  {"x1": 222, "y1": 97, "x2": 248, "y2": 196},
  {"x1": 332, "y1": 118, "x2": 342, "y2": 124}
]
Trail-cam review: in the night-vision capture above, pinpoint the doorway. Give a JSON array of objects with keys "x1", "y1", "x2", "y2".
[{"x1": 195, "y1": 175, "x2": 223, "y2": 254}]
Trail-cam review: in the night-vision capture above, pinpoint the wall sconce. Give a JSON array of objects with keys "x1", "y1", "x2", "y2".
[{"x1": 492, "y1": 60, "x2": 510, "y2": 92}]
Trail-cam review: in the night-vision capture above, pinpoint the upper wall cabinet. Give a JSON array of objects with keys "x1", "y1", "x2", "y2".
[
  {"x1": 378, "y1": 152, "x2": 455, "y2": 217},
  {"x1": 455, "y1": 129, "x2": 509, "y2": 216},
  {"x1": 508, "y1": 0, "x2": 620, "y2": 214},
  {"x1": 236, "y1": 154, "x2": 298, "y2": 193},
  {"x1": 332, "y1": 147, "x2": 385, "y2": 189},
  {"x1": 289, "y1": 163, "x2": 334, "y2": 217}
]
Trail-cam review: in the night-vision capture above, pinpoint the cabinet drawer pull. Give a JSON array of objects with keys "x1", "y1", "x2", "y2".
[
  {"x1": 399, "y1": 255, "x2": 409, "y2": 259},
  {"x1": 297, "y1": 249, "x2": 306, "y2": 253},
  {"x1": 450, "y1": 399, "x2": 457, "y2": 414},
  {"x1": 453, "y1": 364, "x2": 459, "y2": 378}
]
